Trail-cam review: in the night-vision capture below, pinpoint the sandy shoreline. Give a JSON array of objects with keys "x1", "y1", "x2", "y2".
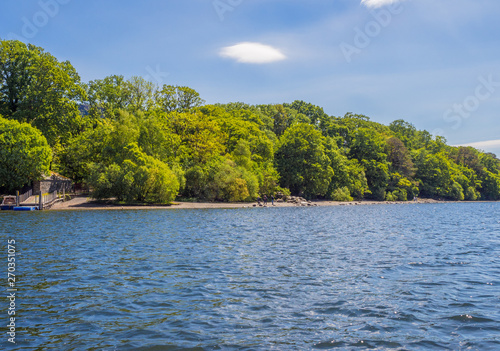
[{"x1": 46, "y1": 196, "x2": 493, "y2": 211}]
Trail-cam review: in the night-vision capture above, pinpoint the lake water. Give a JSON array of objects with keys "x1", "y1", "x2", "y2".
[{"x1": 1, "y1": 203, "x2": 499, "y2": 350}]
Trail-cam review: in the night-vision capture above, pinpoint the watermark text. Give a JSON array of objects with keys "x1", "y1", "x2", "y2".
[{"x1": 6, "y1": 240, "x2": 17, "y2": 344}]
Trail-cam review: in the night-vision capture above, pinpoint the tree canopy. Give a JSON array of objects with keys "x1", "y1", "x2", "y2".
[
  {"x1": 0, "y1": 115, "x2": 51, "y2": 192},
  {"x1": 2, "y1": 39, "x2": 500, "y2": 203},
  {"x1": 0, "y1": 40, "x2": 86, "y2": 146}
]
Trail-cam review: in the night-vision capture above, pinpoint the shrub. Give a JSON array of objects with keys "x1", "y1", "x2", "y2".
[
  {"x1": 87, "y1": 143, "x2": 179, "y2": 203},
  {"x1": 0, "y1": 116, "x2": 51, "y2": 192},
  {"x1": 449, "y1": 182, "x2": 465, "y2": 201},
  {"x1": 330, "y1": 187, "x2": 353, "y2": 202},
  {"x1": 465, "y1": 186, "x2": 478, "y2": 201}
]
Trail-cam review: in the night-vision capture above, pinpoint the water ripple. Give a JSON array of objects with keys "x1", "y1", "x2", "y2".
[{"x1": 1, "y1": 202, "x2": 499, "y2": 350}]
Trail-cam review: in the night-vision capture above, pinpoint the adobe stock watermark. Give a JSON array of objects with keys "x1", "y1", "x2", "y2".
[
  {"x1": 144, "y1": 65, "x2": 169, "y2": 86},
  {"x1": 213, "y1": 0, "x2": 243, "y2": 21},
  {"x1": 340, "y1": 3, "x2": 403, "y2": 63},
  {"x1": 6, "y1": 0, "x2": 71, "y2": 42},
  {"x1": 443, "y1": 75, "x2": 500, "y2": 130},
  {"x1": 432, "y1": 75, "x2": 500, "y2": 139}
]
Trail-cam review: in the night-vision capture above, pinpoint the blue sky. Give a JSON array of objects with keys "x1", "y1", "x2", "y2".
[{"x1": 1, "y1": 0, "x2": 500, "y2": 155}]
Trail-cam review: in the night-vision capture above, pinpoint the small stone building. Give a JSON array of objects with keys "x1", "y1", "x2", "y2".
[{"x1": 33, "y1": 172, "x2": 73, "y2": 194}]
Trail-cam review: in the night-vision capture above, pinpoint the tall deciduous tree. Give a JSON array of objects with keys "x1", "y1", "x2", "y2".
[
  {"x1": 0, "y1": 40, "x2": 86, "y2": 145},
  {"x1": 272, "y1": 104, "x2": 290, "y2": 137},
  {"x1": 386, "y1": 136, "x2": 415, "y2": 178},
  {"x1": 155, "y1": 85, "x2": 205, "y2": 112},
  {"x1": 275, "y1": 123, "x2": 333, "y2": 197}
]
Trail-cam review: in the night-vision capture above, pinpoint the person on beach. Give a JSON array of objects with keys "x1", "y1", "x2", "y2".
[
  {"x1": 271, "y1": 195, "x2": 274, "y2": 206},
  {"x1": 257, "y1": 196, "x2": 261, "y2": 206},
  {"x1": 263, "y1": 194, "x2": 268, "y2": 205}
]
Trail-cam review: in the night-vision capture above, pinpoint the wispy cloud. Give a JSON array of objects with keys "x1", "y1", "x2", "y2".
[
  {"x1": 455, "y1": 139, "x2": 500, "y2": 151},
  {"x1": 219, "y1": 42, "x2": 286, "y2": 64},
  {"x1": 361, "y1": 0, "x2": 404, "y2": 8}
]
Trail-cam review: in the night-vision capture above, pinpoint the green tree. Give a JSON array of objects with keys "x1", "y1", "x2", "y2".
[
  {"x1": 0, "y1": 40, "x2": 86, "y2": 145},
  {"x1": 199, "y1": 105, "x2": 274, "y2": 163},
  {"x1": 155, "y1": 85, "x2": 205, "y2": 112},
  {"x1": 0, "y1": 116, "x2": 51, "y2": 192},
  {"x1": 54, "y1": 121, "x2": 113, "y2": 183},
  {"x1": 272, "y1": 104, "x2": 291, "y2": 137},
  {"x1": 87, "y1": 143, "x2": 179, "y2": 203},
  {"x1": 386, "y1": 136, "x2": 415, "y2": 178},
  {"x1": 168, "y1": 111, "x2": 225, "y2": 166},
  {"x1": 479, "y1": 170, "x2": 500, "y2": 200},
  {"x1": 275, "y1": 123, "x2": 333, "y2": 197},
  {"x1": 477, "y1": 152, "x2": 500, "y2": 200},
  {"x1": 212, "y1": 159, "x2": 251, "y2": 202},
  {"x1": 183, "y1": 157, "x2": 255, "y2": 202},
  {"x1": 126, "y1": 76, "x2": 156, "y2": 112},
  {"x1": 389, "y1": 119, "x2": 417, "y2": 148},
  {"x1": 480, "y1": 152, "x2": 500, "y2": 174},
  {"x1": 349, "y1": 128, "x2": 390, "y2": 199},
  {"x1": 325, "y1": 139, "x2": 368, "y2": 200},
  {"x1": 284, "y1": 100, "x2": 329, "y2": 127},
  {"x1": 414, "y1": 150, "x2": 460, "y2": 199},
  {"x1": 85, "y1": 75, "x2": 131, "y2": 118},
  {"x1": 137, "y1": 111, "x2": 181, "y2": 164}
]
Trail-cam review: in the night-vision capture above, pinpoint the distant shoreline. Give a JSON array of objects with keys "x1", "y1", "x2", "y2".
[{"x1": 46, "y1": 196, "x2": 498, "y2": 211}]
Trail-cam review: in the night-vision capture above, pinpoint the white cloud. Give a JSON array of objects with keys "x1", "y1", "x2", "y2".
[
  {"x1": 219, "y1": 42, "x2": 286, "y2": 64},
  {"x1": 455, "y1": 139, "x2": 500, "y2": 150},
  {"x1": 361, "y1": 0, "x2": 404, "y2": 8}
]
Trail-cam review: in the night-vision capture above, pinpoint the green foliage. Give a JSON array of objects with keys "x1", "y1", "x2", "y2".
[
  {"x1": 256, "y1": 164, "x2": 280, "y2": 196},
  {"x1": 155, "y1": 85, "x2": 205, "y2": 112},
  {"x1": 386, "y1": 137, "x2": 415, "y2": 178},
  {"x1": 272, "y1": 104, "x2": 291, "y2": 137},
  {"x1": 87, "y1": 143, "x2": 179, "y2": 203},
  {"x1": 184, "y1": 164, "x2": 212, "y2": 199},
  {"x1": 479, "y1": 170, "x2": 500, "y2": 200},
  {"x1": 389, "y1": 120, "x2": 417, "y2": 148},
  {"x1": 330, "y1": 186, "x2": 353, "y2": 202},
  {"x1": 85, "y1": 75, "x2": 131, "y2": 117},
  {"x1": 199, "y1": 105, "x2": 274, "y2": 162},
  {"x1": 465, "y1": 186, "x2": 479, "y2": 201},
  {"x1": 275, "y1": 123, "x2": 334, "y2": 197},
  {"x1": 0, "y1": 40, "x2": 87, "y2": 145},
  {"x1": 0, "y1": 116, "x2": 51, "y2": 192},
  {"x1": 3, "y1": 41, "x2": 500, "y2": 204},
  {"x1": 55, "y1": 121, "x2": 113, "y2": 182},
  {"x1": 349, "y1": 127, "x2": 387, "y2": 163},
  {"x1": 275, "y1": 186, "x2": 291, "y2": 197},
  {"x1": 137, "y1": 112, "x2": 181, "y2": 164},
  {"x1": 347, "y1": 128, "x2": 391, "y2": 199},
  {"x1": 386, "y1": 188, "x2": 408, "y2": 201},
  {"x1": 183, "y1": 158, "x2": 256, "y2": 202},
  {"x1": 361, "y1": 159, "x2": 390, "y2": 200},
  {"x1": 450, "y1": 182, "x2": 465, "y2": 201},
  {"x1": 284, "y1": 100, "x2": 329, "y2": 127},
  {"x1": 414, "y1": 150, "x2": 453, "y2": 198},
  {"x1": 325, "y1": 138, "x2": 368, "y2": 199},
  {"x1": 168, "y1": 111, "x2": 225, "y2": 166},
  {"x1": 480, "y1": 153, "x2": 500, "y2": 173},
  {"x1": 213, "y1": 159, "x2": 250, "y2": 202}
]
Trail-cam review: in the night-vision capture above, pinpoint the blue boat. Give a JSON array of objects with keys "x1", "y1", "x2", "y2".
[{"x1": 13, "y1": 206, "x2": 38, "y2": 211}]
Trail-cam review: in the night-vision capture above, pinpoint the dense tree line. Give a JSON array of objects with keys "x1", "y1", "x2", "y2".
[{"x1": 1, "y1": 40, "x2": 500, "y2": 203}]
